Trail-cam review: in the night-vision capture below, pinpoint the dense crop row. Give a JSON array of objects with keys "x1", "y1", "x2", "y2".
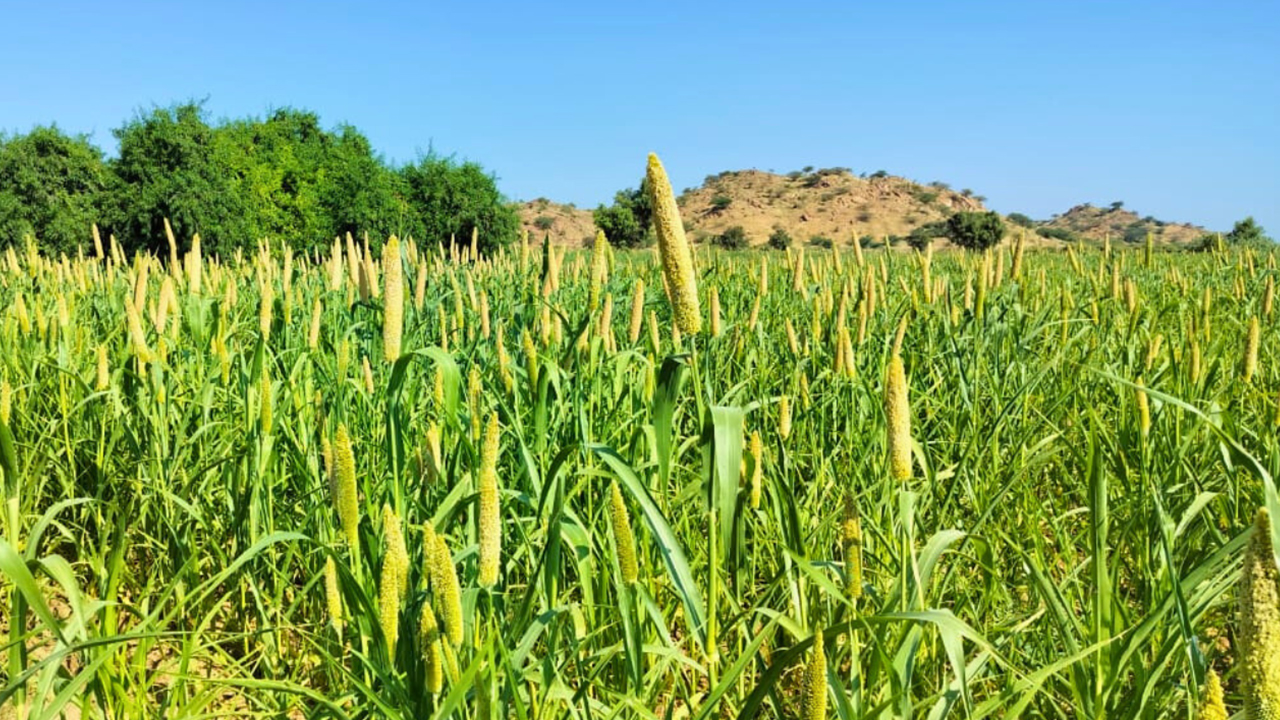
[{"x1": 1, "y1": 157, "x2": 1278, "y2": 719}]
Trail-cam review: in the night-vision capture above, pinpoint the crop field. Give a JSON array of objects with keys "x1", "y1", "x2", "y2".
[{"x1": 1, "y1": 156, "x2": 1278, "y2": 719}]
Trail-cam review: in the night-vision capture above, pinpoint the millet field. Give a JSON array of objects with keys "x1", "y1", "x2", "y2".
[{"x1": 1, "y1": 155, "x2": 1278, "y2": 719}]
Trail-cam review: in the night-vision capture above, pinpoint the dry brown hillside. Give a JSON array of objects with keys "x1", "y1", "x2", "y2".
[
  {"x1": 516, "y1": 198, "x2": 596, "y2": 246},
  {"x1": 677, "y1": 169, "x2": 985, "y2": 246},
  {"x1": 1038, "y1": 203, "x2": 1209, "y2": 246}
]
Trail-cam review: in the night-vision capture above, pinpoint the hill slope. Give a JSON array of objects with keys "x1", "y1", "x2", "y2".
[
  {"x1": 677, "y1": 169, "x2": 985, "y2": 246},
  {"x1": 513, "y1": 170, "x2": 1214, "y2": 249},
  {"x1": 1035, "y1": 204, "x2": 1209, "y2": 246},
  {"x1": 515, "y1": 199, "x2": 596, "y2": 246}
]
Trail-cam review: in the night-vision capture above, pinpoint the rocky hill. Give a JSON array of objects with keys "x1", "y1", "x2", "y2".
[
  {"x1": 1033, "y1": 203, "x2": 1209, "y2": 246},
  {"x1": 675, "y1": 168, "x2": 985, "y2": 246},
  {"x1": 515, "y1": 198, "x2": 597, "y2": 246},
  {"x1": 513, "y1": 170, "x2": 1213, "y2": 249}
]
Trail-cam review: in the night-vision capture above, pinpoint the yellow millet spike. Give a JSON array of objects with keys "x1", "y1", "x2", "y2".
[
  {"x1": 477, "y1": 413, "x2": 502, "y2": 588},
  {"x1": 432, "y1": 532, "x2": 465, "y2": 648},
  {"x1": 609, "y1": 482, "x2": 639, "y2": 583},
  {"x1": 333, "y1": 425, "x2": 360, "y2": 549},
  {"x1": 842, "y1": 495, "x2": 863, "y2": 603},
  {"x1": 885, "y1": 353, "x2": 912, "y2": 480},
  {"x1": 419, "y1": 600, "x2": 444, "y2": 694},
  {"x1": 1240, "y1": 508, "x2": 1280, "y2": 720},
  {"x1": 646, "y1": 153, "x2": 701, "y2": 334},
  {"x1": 382, "y1": 236, "x2": 404, "y2": 363},
  {"x1": 1244, "y1": 316, "x2": 1260, "y2": 383},
  {"x1": 803, "y1": 626, "x2": 827, "y2": 720},
  {"x1": 1198, "y1": 668, "x2": 1228, "y2": 720}
]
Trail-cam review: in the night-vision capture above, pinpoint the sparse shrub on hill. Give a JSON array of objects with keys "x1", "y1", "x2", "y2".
[
  {"x1": 808, "y1": 234, "x2": 834, "y2": 249},
  {"x1": 1007, "y1": 212, "x2": 1035, "y2": 228},
  {"x1": 1037, "y1": 226, "x2": 1078, "y2": 242},
  {"x1": 1122, "y1": 222, "x2": 1148, "y2": 244},
  {"x1": 912, "y1": 189, "x2": 939, "y2": 206},
  {"x1": 713, "y1": 225, "x2": 749, "y2": 249},
  {"x1": 710, "y1": 194, "x2": 733, "y2": 212},
  {"x1": 534, "y1": 216, "x2": 554, "y2": 230},
  {"x1": 946, "y1": 210, "x2": 1005, "y2": 250},
  {"x1": 768, "y1": 226, "x2": 792, "y2": 250},
  {"x1": 908, "y1": 221, "x2": 949, "y2": 250}
]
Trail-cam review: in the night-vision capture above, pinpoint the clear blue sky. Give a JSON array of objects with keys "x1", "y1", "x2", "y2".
[{"x1": 3, "y1": 0, "x2": 1277, "y2": 233}]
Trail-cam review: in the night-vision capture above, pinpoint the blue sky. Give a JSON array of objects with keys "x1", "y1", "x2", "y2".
[{"x1": 2, "y1": 1, "x2": 1276, "y2": 233}]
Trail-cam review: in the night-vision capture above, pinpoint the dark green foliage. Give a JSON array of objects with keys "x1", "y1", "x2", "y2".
[
  {"x1": 868, "y1": 170, "x2": 889, "y2": 179},
  {"x1": 710, "y1": 194, "x2": 733, "y2": 212},
  {"x1": 713, "y1": 225, "x2": 749, "y2": 250},
  {"x1": 534, "y1": 216, "x2": 555, "y2": 230},
  {"x1": 946, "y1": 211, "x2": 1005, "y2": 250},
  {"x1": 807, "y1": 234, "x2": 833, "y2": 249},
  {"x1": 1036, "y1": 226, "x2": 1078, "y2": 242},
  {"x1": 912, "y1": 189, "x2": 939, "y2": 205},
  {"x1": 0, "y1": 126, "x2": 108, "y2": 253},
  {"x1": 593, "y1": 178, "x2": 653, "y2": 248},
  {"x1": 1, "y1": 102, "x2": 515, "y2": 255},
  {"x1": 767, "y1": 226, "x2": 792, "y2": 250},
  {"x1": 1007, "y1": 212, "x2": 1035, "y2": 228},
  {"x1": 399, "y1": 153, "x2": 519, "y2": 254},
  {"x1": 1122, "y1": 222, "x2": 1148, "y2": 244},
  {"x1": 908, "y1": 221, "x2": 949, "y2": 250},
  {"x1": 1109, "y1": 201, "x2": 1124, "y2": 211},
  {"x1": 1226, "y1": 216, "x2": 1271, "y2": 246},
  {"x1": 103, "y1": 103, "x2": 253, "y2": 256}
]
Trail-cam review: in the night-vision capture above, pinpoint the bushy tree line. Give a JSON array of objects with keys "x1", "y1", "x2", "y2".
[{"x1": 0, "y1": 103, "x2": 518, "y2": 256}]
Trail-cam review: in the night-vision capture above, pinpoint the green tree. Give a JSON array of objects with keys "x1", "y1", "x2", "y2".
[
  {"x1": 0, "y1": 126, "x2": 108, "y2": 252},
  {"x1": 714, "y1": 226, "x2": 749, "y2": 250},
  {"x1": 767, "y1": 226, "x2": 792, "y2": 250},
  {"x1": 593, "y1": 178, "x2": 653, "y2": 248},
  {"x1": 1225, "y1": 216, "x2": 1271, "y2": 246},
  {"x1": 103, "y1": 103, "x2": 253, "y2": 256},
  {"x1": 1006, "y1": 212, "x2": 1035, "y2": 228},
  {"x1": 946, "y1": 211, "x2": 1005, "y2": 251},
  {"x1": 399, "y1": 153, "x2": 519, "y2": 254}
]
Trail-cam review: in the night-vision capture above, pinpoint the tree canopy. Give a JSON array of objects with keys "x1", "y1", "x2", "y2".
[
  {"x1": 0, "y1": 126, "x2": 109, "y2": 254},
  {"x1": 593, "y1": 177, "x2": 654, "y2": 248},
  {"x1": 0, "y1": 102, "x2": 518, "y2": 256}
]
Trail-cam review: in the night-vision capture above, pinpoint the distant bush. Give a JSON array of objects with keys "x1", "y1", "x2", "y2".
[
  {"x1": 946, "y1": 211, "x2": 1005, "y2": 251},
  {"x1": 1007, "y1": 212, "x2": 1035, "y2": 228},
  {"x1": 929, "y1": 181, "x2": 951, "y2": 190},
  {"x1": 1036, "y1": 226, "x2": 1077, "y2": 242},
  {"x1": 710, "y1": 194, "x2": 733, "y2": 212},
  {"x1": 768, "y1": 226, "x2": 792, "y2": 250},
  {"x1": 1109, "y1": 201, "x2": 1125, "y2": 212},
  {"x1": 786, "y1": 171, "x2": 803, "y2": 180},
  {"x1": 913, "y1": 190, "x2": 939, "y2": 205},
  {"x1": 714, "y1": 225, "x2": 749, "y2": 250},
  {"x1": 1122, "y1": 222, "x2": 1147, "y2": 244},
  {"x1": 1196, "y1": 216, "x2": 1275, "y2": 251},
  {"x1": 593, "y1": 177, "x2": 653, "y2": 248},
  {"x1": 907, "y1": 221, "x2": 948, "y2": 250},
  {"x1": 856, "y1": 211, "x2": 873, "y2": 222},
  {"x1": 808, "y1": 234, "x2": 834, "y2": 249},
  {"x1": 869, "y1": 170, "x2": 889, "y2": 179},
  {"x1": 802, "y1": 165, "x2": 814, "y2": 173},
  {"x1": 533, "y1": 215, "x2": 554, "y2": 230}
]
